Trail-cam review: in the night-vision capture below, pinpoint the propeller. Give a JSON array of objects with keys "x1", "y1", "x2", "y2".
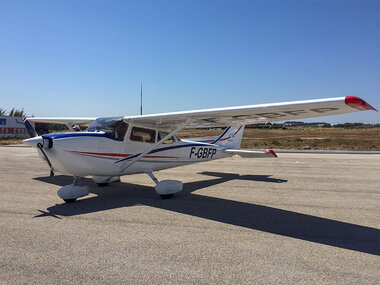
[
  {"x1": 37, "y1": 142, "x2": 55, "y2": 176},
  {"x1": 23, "y1": 118, "x2": 54, "y2": 176}
]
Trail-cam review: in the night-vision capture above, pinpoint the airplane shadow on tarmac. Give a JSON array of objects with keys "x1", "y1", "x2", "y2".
[{"x1": 34, "y1": 173, "x2": 379, "y2": 256}]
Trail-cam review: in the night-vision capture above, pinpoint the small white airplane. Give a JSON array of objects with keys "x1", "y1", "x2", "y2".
[{"x1": 23, "y1": 96, "x2": 377, "y2": 203}]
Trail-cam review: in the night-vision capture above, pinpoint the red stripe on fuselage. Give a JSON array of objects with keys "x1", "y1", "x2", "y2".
[
  {"x1": 66, "y1": 150, "x2": 180, "y2": 159},
  {"x1": 67, "y1": 150, "x2": 131, "y2": 157}
]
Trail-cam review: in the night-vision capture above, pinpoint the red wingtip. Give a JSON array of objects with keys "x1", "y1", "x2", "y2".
[
  {"x1": 265, "y1": 149, "x2": 278, "y2": 158},
  {"x1": 345, "y1": 96, "x2": 378, "y2": 112}
]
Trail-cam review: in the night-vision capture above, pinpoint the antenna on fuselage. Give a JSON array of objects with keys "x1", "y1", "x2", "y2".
[{"x1": 140, "y1": 82, "x2": 143, "y2": 115}]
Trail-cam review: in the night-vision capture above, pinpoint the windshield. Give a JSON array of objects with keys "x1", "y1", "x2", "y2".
[{"x1": 87, "y1": 117, "x2": 128, "y2": 140}]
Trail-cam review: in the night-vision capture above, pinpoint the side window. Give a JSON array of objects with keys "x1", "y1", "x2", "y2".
[
  {"x1": 130, "y1": 127, "x2": 156, "y2": 143},
  {"x1": 158, "y1": 131, "x2": 175, "y2": 144}
]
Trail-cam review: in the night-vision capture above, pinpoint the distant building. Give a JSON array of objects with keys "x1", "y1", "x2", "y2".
[{"x1": 0, "y1": 116, "x2": 35, "y2": 138}]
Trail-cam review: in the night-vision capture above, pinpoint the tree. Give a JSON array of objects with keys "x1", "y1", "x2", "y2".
[
  {"x1": 13, "y1": 108, "x2": 25, "y2": 117},
  {"x1": 0, "y1": 108, "x2": 6, "y2": 116},
  {"x1": 8, "y1": 108, "x2": 25, "y2": 117}
]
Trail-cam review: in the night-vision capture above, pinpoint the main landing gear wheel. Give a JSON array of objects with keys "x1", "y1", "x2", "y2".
[
  {"x1": 146, "y1": 172, "x2": 183, "y2": 199},
  {"x1": 96, "y1": 183, "x2": 109, "y2": 187},
  {"x1": 160, "y1": 194, "x2": 174, "y2": 199},
  {"x1": 64, "y1": 199, "x2": 77, "y2": 203},
  {"x1": 57, "y1": 179, "x2": 90, "y2": 203}
]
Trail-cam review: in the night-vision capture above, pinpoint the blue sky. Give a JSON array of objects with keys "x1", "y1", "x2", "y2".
[{"x1": 0, "y1": 0, "x2": 379, "y2": 123}]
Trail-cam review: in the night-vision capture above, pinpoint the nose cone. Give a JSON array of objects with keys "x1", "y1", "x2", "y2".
[{"x1": 22, "y1": 136, "x2": 43, "y2": 147}]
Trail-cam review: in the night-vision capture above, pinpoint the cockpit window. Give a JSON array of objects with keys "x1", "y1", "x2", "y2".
[
  {"x1": 87, "y1": 118, "x2": 128, "y2": 140},
  {"x1": 130, "y1": 127, "x2": 156, "y2": 143},
  {"x1": 114, "y1": 121, "x2": 128, "y2": 139}
]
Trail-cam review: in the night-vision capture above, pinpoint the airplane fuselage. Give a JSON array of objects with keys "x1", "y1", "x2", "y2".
[{"x1": 25, "y1": 131, "x2": 230, "y2": 177}]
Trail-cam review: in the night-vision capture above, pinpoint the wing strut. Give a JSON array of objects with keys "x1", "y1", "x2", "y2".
[
  {"x1": 115, "y1": 119, "x2": 193, "y2": 172},
  {"x1": 66, "y1": 124, "x2": 74, "y2": 132}
]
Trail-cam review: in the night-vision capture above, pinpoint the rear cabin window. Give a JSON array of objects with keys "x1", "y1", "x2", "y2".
[
  {"x1": 130, "y1": 127, "x2": 156, "y2": 143},
  {"x1": 158, "y1": 131, "x2": 175, "y2": 144}
]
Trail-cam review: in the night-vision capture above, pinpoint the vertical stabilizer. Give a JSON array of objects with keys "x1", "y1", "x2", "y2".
[{"x1": 212, "y1": 125, "x2": 245, "y2": 149}]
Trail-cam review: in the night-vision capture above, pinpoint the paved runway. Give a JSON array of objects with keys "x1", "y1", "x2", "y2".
[{"x1": 0, "y1": 146, "x2": 379, "y2": 284}]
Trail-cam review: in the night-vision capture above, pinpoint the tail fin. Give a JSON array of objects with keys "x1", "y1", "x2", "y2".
[{"x1": 212, "y1": 125, "x2": 245, "y2": 149}]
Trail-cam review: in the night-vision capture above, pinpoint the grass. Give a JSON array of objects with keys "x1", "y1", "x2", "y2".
[
  {"x1": 178, "y1": 127, "x2": 380, "y2": 151},
  {"x1": 0, "y1": 138, "x2": 24, "y2": 145},
  {"x1": 1, "y1": 127, "x2": 379, "y2": 150}
]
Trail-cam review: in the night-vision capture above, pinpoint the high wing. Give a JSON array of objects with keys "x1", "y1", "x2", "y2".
[
  {"x1": 26, "y1": 117, "x2": 97, "y2": 126},
  {"x1": 26, "y1": 96, "x2": 376, "y2": 130},
  {"x1": 123, "y1": 96, "x2": 377, "y2": 129}
]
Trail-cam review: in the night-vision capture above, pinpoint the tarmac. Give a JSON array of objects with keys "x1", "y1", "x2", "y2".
[{"x1": 0, "y1": 145, "x2": 379, "y2": 284}]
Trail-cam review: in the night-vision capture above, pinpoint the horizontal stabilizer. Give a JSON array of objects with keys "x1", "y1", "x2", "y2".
[
  {"x1": 26, "y1": 117, "x2": 96, "y2": 126},
  {"x1": 225, "y1": 149, "x2": 278, "y2": 158}
]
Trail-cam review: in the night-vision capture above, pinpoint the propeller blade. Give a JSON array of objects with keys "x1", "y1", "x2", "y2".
[{"x1": 37, "y1": 142, "x2": 54, "y2": 176}]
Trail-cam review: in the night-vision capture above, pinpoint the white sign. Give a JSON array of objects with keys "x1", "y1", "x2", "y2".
[{"x1": 0, "y1": 116, "x2": 35, "y2": 138}]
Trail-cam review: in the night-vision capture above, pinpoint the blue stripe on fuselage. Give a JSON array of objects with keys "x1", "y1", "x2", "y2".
[{"x1": 41, "y1": 132, "x2": 123, "y2": 141}]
